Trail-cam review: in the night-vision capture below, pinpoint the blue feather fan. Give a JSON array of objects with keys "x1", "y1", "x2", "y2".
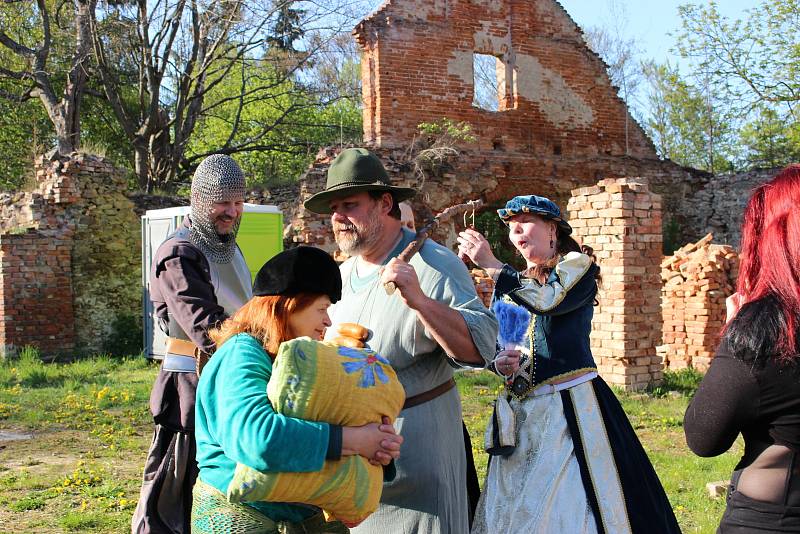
[{"x1": 492, "y1": 300, "x2": 532, "y2": 348}]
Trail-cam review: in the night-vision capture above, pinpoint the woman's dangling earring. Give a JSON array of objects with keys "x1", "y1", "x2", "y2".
[{"x1": 549, "y1": 229, "x2": 554, "y2": 251}]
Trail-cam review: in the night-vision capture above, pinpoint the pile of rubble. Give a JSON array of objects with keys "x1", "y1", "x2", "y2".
[
  {"x1": 471, "y1": 269, "x2": 495, "y2": 308},
  {"x1": 659, "y1": 234, "x2": 739, "y2": 371}
]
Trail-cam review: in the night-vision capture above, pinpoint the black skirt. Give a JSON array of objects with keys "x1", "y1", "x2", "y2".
[{"x1": 561, "y1": 378, "x2": 682, "y2": 534}]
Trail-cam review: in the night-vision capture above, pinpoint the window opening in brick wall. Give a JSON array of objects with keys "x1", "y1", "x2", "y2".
[
  {"x1": 473, "y1": 54, "x2": 500, "y2": 112},
  {"x1": 473, "y1": 53, "x2": 516, "y2": 112}
]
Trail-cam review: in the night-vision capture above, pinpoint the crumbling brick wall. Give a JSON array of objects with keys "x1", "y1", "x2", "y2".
[
  {"x1": 355, "y1": 0, "x2": 654, "y2": 157},
  {"x1": 351, "y1": 0, "x2": 713, "y2": 210},
  {"x1": 659, "y1": 235, "x2": 739, "y2": 371},
  {"x1": 0, "y1": 154, "x2": 140, "y2": 358},
  {"x1": 0, "y1": 232, "x2": 75, "y2": 356},
  {"x1": 287, "y1": 0, "x2": 710, "y2": 252}
]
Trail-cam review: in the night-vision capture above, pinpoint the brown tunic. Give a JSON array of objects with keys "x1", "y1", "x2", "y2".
[{"x1": 132, "y1": 216, "x2": 251, "y2": 534}]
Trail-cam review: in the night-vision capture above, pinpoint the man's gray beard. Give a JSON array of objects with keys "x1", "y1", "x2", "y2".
[{"x1": 335, "y1": 218, "x2": 384, "y2": 256}]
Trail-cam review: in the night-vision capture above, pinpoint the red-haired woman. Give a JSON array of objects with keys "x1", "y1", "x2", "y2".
[
  {"x1": 685, "y1": 164, "x2": 800, "y2": 532},
  {"x1": 191, "y1": 246, "x2": 402, "y2": 533}
]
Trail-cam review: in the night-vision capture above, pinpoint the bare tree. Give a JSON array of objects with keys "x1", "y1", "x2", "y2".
[
  {"x1": 0, "y1": 0, "x2": 95, "y2": 155},
  {"x1": 582, "y1": 0, "x2": 642, "y2": 154},
  {"x1": 89, "y1": 0, "x2": 367, "y2": 191},
  {"x1": 303, "y1": 30, "x2": 362, "y2": 103}
]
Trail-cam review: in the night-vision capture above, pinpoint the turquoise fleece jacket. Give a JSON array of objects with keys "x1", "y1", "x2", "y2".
[{"x1": 195, "y1": 333, "x2": 330, "y2": 522}]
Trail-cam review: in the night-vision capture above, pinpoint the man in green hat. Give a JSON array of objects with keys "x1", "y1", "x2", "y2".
[{"x1": 305, "y1": 148, "x2": 498, "y2": 534}]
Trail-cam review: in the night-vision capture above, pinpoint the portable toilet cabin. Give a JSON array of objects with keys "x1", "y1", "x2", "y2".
[{"x1": 141, "y1": 204, "x2": 283, "y2": 359}]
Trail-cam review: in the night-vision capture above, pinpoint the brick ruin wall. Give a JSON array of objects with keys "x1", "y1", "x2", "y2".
[
  {"x1": 348, "y1": 0, "x2": 712, "y2": 242},
  {"x1": 0, "y1": 233, "x2": 75, "y2": 356},
  {"x1": 356, "y1": 0, "x2": 655, "y2": 156},
  {"x1": 566, "y1": 178, "x2": 664, "y2": 390},
  {"x1": 0, "y1": 155, "x2": 141, "y2": 357}
]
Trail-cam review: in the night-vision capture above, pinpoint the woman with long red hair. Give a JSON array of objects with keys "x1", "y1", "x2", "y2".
[
  {"x1": 191, "y1": 246, "x2": 402, "y2": 533},
  {"x1": 685, "y1": 164, "x2": 800, "y2": 532}
]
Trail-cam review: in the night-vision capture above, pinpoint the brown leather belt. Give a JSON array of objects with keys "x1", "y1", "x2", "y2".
[
  {"x1": 403, "y1": 378, "x2": 456, "y2": 410},
  {"x1": 165, "y1": 337, "x2": 200, "y2": 358}
]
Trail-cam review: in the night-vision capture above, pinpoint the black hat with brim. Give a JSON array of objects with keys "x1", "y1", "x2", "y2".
[
  {"x1": 303, "y1": 148, "x2": 416, "y2": 215},
  {"x1": 252, "y1": 246, "x2": 342, "y2": 303}
]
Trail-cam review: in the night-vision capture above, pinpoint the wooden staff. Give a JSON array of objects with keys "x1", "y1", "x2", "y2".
[{"x1": 384, "y1": 199, "x2": 483, "y2": 295}]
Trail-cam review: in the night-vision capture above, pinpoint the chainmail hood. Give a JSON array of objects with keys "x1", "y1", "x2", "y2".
[{"x1": 189, "y1": 154, "x2": 246, "y2": 263}]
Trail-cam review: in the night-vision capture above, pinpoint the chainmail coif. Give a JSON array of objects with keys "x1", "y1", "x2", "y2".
[{"x1": 189, "y1": 154, "x2": 247, "y2": 263}]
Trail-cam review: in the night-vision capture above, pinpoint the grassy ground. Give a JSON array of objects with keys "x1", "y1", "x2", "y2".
[
  {"x1": 0, "y1": 351, "x2": 739, "y2": 533},
  {"x1": 0, "y1": 349, "x2": 156, "y2": 533}
]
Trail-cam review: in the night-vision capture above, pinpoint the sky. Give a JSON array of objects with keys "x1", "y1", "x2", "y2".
[{"x1": 557, "y1": 0, "x2": 756, "y2": 67}]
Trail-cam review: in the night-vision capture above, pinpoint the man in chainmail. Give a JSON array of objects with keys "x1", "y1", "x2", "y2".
[{"x1": 132, "y1": 154, "x2": 253, "y2": 534}]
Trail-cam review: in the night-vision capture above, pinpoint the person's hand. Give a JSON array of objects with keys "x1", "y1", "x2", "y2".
[
  {"x1": 342, "y1": 417, "x2": 403, "y2": 466},
  {"x1": 381, "y1": 258, "x2": 426, "y2": 309},
  {"x1": 726, "y1": 292, "x2": 745, "y2": 323},
  {"x1": 457, "y1": 228, "x2": 502, "y2": 271},
  {"x1": 369, "y1": 416, "x2": 402, "y2": 466},
  {"x1": 492, "y1": 349, "x2": 521, "y2": 377}
]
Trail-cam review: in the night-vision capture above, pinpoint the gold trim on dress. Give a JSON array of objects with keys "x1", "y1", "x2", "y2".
[{"x1": 569, "y1": 383, "x2": 633, "y2": 534}]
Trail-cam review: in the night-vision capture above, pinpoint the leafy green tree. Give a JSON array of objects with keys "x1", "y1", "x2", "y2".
[
  {"x1": 89, "y1": 0, "x2": 363, "y2": 192},
  {"x1": 188, "y1": 60, "x2": 361, "y2": 186},
  {"x1": 677, "y1": 1, "x2": 800, "y2": 111},
  {"x1": 0, "y1": 0, "x2": 132, "y2": 189},
  {"x1": 642, "y1": 61, "x2": 735, "y2": 172},
  {"x1": 739, "y1": 107, "x2": 800, "y2": 169},
  {"x1": 0, "y1": 97, "x2": 52, "y2": 189},
  {"x1": 0, "y1": 0, "x2": 94, "y2": 155},
  {"x1": 675, "y1": 0, "x2": 800, "y2": 169}
]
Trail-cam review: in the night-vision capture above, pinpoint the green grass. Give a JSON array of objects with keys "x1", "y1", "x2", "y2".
[
  {"x1": 59, "y1": 511, "x2": 116, "y2": 531},
  {"x1": 9, "y1": 494, "x2": 46, "y2": 512},
  {"x1": 0, "y1": 353, "x2": 736, "y2": 533},
  {"x1": 0, "y1": 350, "x2": 158, "y2": 532}
]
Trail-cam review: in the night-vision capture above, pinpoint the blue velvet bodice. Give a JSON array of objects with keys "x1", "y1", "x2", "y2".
[{"x1": 492, "y1": 254, "x2": 599, "y2": 398}]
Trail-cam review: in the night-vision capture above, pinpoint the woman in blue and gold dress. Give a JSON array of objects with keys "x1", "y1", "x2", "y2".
[{"x1": 459, "y1": 195, "x2": 679, "y2": 534}]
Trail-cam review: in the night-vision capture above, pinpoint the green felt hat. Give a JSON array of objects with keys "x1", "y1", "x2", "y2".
[{"x1": 303, "y1": 148, "x2": 416, "y2": 214}]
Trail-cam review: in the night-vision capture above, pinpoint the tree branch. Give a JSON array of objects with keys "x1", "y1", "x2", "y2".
[{"x1": 0, "y1": 31, "x2": 36, "y2": 56}]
